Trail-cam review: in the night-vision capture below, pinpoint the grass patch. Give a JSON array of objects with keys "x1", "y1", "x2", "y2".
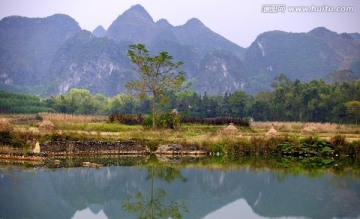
[
  {"x1": 1, "y1": 114, "x2": 360, "y2": 160},
  {"x1": 53, "y1": 122, "x2": 142, "y2": 132}
]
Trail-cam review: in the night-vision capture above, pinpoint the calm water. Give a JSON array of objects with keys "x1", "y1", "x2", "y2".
[{"x1": 1, "y1": 157, "x2": 360, "y2": 219}]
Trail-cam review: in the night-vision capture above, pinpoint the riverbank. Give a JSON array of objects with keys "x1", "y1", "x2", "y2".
[{"x1": 1, "y1": 114, "x2": 359, "y2": 162}]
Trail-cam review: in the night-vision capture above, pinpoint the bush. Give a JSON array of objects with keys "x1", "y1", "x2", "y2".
[
  {"x1": 157, "y1": 112, "x2": 181, "y2": 129},
  {"x1": 0, "y1": 131, "x2": 27, "y2": 148},
  {"x1": 109, "y1": 112, "x2": 144, "y2": 125},
  {"x1": 181, "y1": 117, "x2": 250, "y2": 127},
  {"x1": 143, "y1": 113, "x2": 181, "y2": 129}
]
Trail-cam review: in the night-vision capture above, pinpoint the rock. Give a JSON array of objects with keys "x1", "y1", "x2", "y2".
[
  {"x1": 33, "y1": 142, "x2": 41, "y2": 153},
  {"x1": 156, "y1": 144, "x2": 182, "y2": 154},
  {"x1": 168, "y1": 144, "x2": 182, "y2": 151},
  {"x1": 156, "y1": 145, "x2": 168, "y2": 153}
]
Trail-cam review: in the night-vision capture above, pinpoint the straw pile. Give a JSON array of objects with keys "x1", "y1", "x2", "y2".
[
  {"x1": 266, "y1": 125, "x2": 277, "y2": 136},
  {"x1": 224, "y1": 123, "x2": 238, "y2": 133},
  {"x1": 38, "y1": 120, "x2": 55, "y2": 132}
]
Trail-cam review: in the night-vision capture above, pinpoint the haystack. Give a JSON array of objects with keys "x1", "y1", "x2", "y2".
[
  {"x1": 266, "y1": 125, "x2": 277, "y2": 136},
  {"x1": 38, "y1": 120, "x2": 55, "y2": 132},
  {"x1": 301, "y1": 124, "x2": 318, "y2": 135},
  {"x1": 224, "y1": 123, "x2": 238, "y2": 133},
  {"x1": 0, "y1": 118, "x2": 13, "y2": 132}
]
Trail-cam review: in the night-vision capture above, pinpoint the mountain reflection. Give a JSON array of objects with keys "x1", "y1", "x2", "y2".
[{"x1": 1, "y1": 157, "x2": 360, "y2": 219}]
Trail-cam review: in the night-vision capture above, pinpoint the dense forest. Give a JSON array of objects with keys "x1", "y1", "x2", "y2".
[{"x1": 1, "y1": 76, "x2": 360, "y2": 124}]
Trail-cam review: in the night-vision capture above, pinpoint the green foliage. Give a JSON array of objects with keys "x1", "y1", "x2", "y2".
[
  {"x1": 50, "y1": 89, "x2": 104, "y2": 114},
  {"x1": 185, "y1": 130, "x2": 201, "y2": 137},
  {"x1": 0, "y1": 130, "x2": 30, "y2": 148},
  {"x1": 345, "y1": 101, "x2": 360, "y2": 124},
  {"x1": 126, "y1": 44, "x2": 186, "y2": 128},
  {"x1": 1, "y1": 78, "x2": 360, "y2": 124},
  {"x1": 277, "y1": 137, "x2": 334, "y2": 157},
  {"x1": 181, "y1": 117, "x2": 249, "y2": 127},
  {"x1": 205, "y1": 135, "x2": 354, "y2": 158},
  {"x1": 53, "y1": 122, "x2": 140, "y2": 133},
  {"x1": 142, "y1": 113, "x2": 181, "y2": 129},
  {"x1": 0, "y1": 90, "x2": 54, "y2": 113},
  {"x1": 109, "y1": 112, "x2": 144, "y2": 125}
]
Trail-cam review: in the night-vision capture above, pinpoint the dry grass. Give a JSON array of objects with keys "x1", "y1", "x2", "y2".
[
  {"x1": 0, "y1": 145, "x2": 15, "y2": 153},
  {"x1": 251, "y1": 121, "x2": 359, "y2": 134},
  {"x1": 2, "y1": 114, "x2": 359, "y2": 144},
  {"x1": 1, "y1": 114, "x2": 38, "y2": 124},
  {"x1": 39, "y1": 113, "x2": 108, "y2": 123},
  {"x1": 0, "y1": 118, "x2": 13, "y2": 132}
]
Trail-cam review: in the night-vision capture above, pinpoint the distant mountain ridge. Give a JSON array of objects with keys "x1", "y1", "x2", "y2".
[
  {"x1": 0, "y1": 4, "x2": 359, "y2": 96},
  {"x1": 244, "y1": 28, "x2": 360, "y2": 91},
  {"x1": 0, "y1": 14, "x2": 81, "y2": 90}
]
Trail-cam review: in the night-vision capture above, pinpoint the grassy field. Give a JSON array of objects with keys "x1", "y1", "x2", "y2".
[
  {"x1": 1, "y1": 113, "x2": 360, "y2": 156},
  {"x1": 2, "y1": 113, "x2": 360, "y2": 140}
]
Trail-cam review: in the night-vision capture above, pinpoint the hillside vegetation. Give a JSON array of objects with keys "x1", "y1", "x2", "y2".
[{"x1": 1, "y1": 78, "x2": 359, "y2": 124}]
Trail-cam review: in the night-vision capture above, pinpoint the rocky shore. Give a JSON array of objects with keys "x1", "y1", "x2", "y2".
[
  {"x1": 0, "y1": 140, "x2": 208, "y2": 164},
  {"x1": 38, "y1": 140, "x2": 207, "y2": 155},
  {"x1": 39, "y1": 140, "x2": 150, "y2": 155}
]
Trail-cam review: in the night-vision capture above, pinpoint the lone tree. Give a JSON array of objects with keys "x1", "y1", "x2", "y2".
[
  {"x1": 345, "y1": 101, "x2": 360, "y2": 125},
  {"x1": 126, "y1": 44, "x2": 186, "y2": 128}
]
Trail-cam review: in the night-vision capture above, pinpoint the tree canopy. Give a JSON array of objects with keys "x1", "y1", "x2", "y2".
[
  {"x1": 126, "y1": 44, "x2": 186, "y2": 128},
  {"x1": 1, "y1": 77, "x2": 359, "y2": 125}
]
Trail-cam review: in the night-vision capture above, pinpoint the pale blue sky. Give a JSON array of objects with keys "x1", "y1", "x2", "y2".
[{"x1": 0, "y1": 0, "x2": 359, "y2": 47}]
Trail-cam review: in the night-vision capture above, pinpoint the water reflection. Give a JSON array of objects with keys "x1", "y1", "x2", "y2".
[
  {"x1": 122, "y1": 166, "x2": 188, "y2": 219},
  {"x1": 72, "y1": 204, "x2": 107, "y2": 219},
  {"x1": 1, "y1": 157, "x2": 360, "y2": 219},
  {"x1": 203, "y1": 199, "x2": 306, "y2": 219}
]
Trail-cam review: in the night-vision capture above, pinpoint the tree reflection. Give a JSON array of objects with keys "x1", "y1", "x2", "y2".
[{"x1": 122, "y1": 165, "x2": 188, "y2": 219}]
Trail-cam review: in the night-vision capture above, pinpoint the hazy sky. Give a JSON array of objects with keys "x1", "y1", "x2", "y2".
[{"x1": 0, "y1": 0, "x2": 359, "y2": 47}]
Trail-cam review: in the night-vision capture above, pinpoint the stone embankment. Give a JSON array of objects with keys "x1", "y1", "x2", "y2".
[
  {"x1": 40, "y1": 140, "x2": 150, "y2": 155},
  {"x1": 0, "y1": 141, "x2": 208, "y2": 164},
  {"x1": 38, "y1": 141, "x2": 207, "y2": 156}
]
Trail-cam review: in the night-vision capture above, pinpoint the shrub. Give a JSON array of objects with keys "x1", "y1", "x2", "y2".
[
  {"x1": 330, "y1": 135, "x2": 346, "y2": 147},
  {"x1": 0, "y1": 131, "x2": 27, "y2": 148},
  {"x1": 143, "y1": 113, "x2": 181, "y2": 129},
  {"x1": 181, "y1": 117, "x2": 250, "y2": 127},
  {"x1": 157, "y1": 112, "x2": 181, "y2": 129},
  {"x1": 109, "y1": 112, "x2": 144, "y2": 125}
]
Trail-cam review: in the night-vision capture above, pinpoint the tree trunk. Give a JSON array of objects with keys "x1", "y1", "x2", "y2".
[{"x1": 152, "y1": 95, "x2": 156, "y2": 128}]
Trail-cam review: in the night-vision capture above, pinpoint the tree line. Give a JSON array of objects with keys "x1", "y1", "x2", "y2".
[{"x1": 1, "y1": 77, "x2": 359, "y2": 124}]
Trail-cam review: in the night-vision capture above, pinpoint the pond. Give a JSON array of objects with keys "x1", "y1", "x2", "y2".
[{"x1": 1, "y1": 156, "x2": 360, "y2": 219}]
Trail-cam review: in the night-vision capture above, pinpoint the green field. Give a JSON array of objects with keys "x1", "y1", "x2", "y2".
[{"x1": 0, "y1": 113, "x2": 359, "y2": 158}]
